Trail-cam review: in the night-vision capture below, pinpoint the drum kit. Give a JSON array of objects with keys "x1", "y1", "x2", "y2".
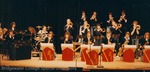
[{"x1": 33, "y1": 25, "x2": 52, "y2": 51}]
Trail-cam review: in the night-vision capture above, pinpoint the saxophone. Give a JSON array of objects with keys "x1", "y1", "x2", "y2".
[{"x1": 118, "y1": 39, "x2": 129, "y2": 57}]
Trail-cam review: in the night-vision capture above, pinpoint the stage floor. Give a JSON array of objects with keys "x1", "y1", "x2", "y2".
[{"x1": 0, "y1": 54, "x2": 150, "y2": 71}]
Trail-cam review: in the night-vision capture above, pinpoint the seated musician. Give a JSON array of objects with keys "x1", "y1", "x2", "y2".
[
  {"x1": 44, "y1": 31, "x2": 54, "y2": 44},
  {"x1": 118, "y1": 32, "x2": 132, "y2": 57},
  {"x1": 44, "y1": 31, "x2": 56, "y2": 59},
  {"x1": 94, "y1": 24, "x2": 105, "y2": 36},
  {"x1": 63, "y1": 32, "x2": 73, "y2": 44},
  {"x1": 120, "y1": 32, "x2": 132, "y2": 45},
  {"x1": 140, "y1": 32, "x2": 150, "y2": 45},
  {"x1": 103, "y1": 31, "x2": 115, "y2": 45},
  {"x1": 37, "y1": 25, "x2": 48, "y2": 40},
  {"x1": 5, "y1": 30, "x2": 15, "y2": 60},
  {"x1": 83, "y1": 31, "x2": 94, "y2": 45}
]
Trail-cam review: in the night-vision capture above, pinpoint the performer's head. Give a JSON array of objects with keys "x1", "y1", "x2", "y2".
[
  {"x1": 48, "y1": 31, "x2": 54, "y2": 37},
  {"x1": 144, "y1": 32, "x2": 150, "y2": 39},
  {"x1": 67, "y1": 19, "x2": 71, "y2": 24},
  {"x1": 83, "y1": 21, "x2": 88, "y2": 25},
  {"x1": 87, "y1": 31, "x2": 91, "y2": 37},
  {"x1": 64, "y1": 32, "x2": 70, "y2": 38},
  {"x1": 96, "y1": 24, "x2": 101, "y2": 29},
  {"x1": 133, "y1": 20, "x2": 138, "y2": 26},
  {"x1": 93, "y1": 11, "x2": 97, "y2": 16},
  {"x1": 9, "y1": 30, "x2": 14, "y2": 36},
  {"x1": 122, "y1": 10, "x2": 125, "y2": 15},
  {"x1": 42, "y1": 25, "x2": 47, "y2": 31},
  {"x1": 82, "y1": 10, "x2": 86, "y2": 15},
  {"x1": 125, "y1": 32, "x2": 130, "y2": 38},
  {"x1": 11, "y1": 22, "x2": 16, "y2": 28}
]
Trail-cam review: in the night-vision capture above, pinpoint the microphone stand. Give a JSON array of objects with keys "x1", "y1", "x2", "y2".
[{"x1": 97, "y1": 44, "x2": 104, "y2": 68}]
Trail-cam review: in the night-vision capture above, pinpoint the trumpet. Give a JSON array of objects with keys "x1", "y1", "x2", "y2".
[
  {"x1": 136, "y1": 25, "x2": 141, "y2": 30},
  {"x1": 101, "y1": 28, "x2": 106, "y2": 32},
  {"x1": 117, "y1": 24, "x2": 122, "y2": 28}
]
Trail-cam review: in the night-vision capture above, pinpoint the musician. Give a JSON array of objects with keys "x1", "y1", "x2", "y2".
[
  {"x1": 38, "y1": 25, "x2": 48, "y2": 34},
  {"x1": 44, "y1": 31, "x2": 54, "y2": 43},
  {"x1": 103, "y1": 31, "x2": 115, "y2": 45},
  {"x1": 64, "y1": 19, "x2": 74, "y2": 36},
  {"x1": 9, "y1": 22, "x2": 17, "y2": 33},
  {"x1": 63, "y1": 32, "x2": 73, "y2": 44},
  {"x1": 80, "y1": 10, "x2": 87, "y2": 25},
  {"x1": 83, "y1": 31, "x2": 94, "y2": 45},
  {"x1": 130, "y1": 20, "x2": 141, "y2": 45},
  {"x1": 37, "y1": 25, "x2": 48, "y2": 40},
  {"x1": 94, "y1": 24, "x2": 105, "y2": 36},
  {"x1": 140, "y1": 32, "x2": 150, "y2": 45},
  {"x1": 80, "y1": 21, "x2": 90, "y2": 36},
  {"x1": 106, "y1": 12, "x2": 114, "y2": 31},
  {"x1": 90, "y1": 11, "x2": 98, "y2": 26},
  {"x1": 118, "y1": 10, "x2": 127, "y2": 26},
  {"x1": 120, "y1": 32, "x2": 132, "y2": 45},
  {"x1": 5, "y1": 30, "x2": 15, "y2": 60}
]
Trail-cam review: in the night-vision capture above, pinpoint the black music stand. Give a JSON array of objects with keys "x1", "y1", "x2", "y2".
[{"x1": 97, "y1": 44, "x2": 104, "y2": 68}]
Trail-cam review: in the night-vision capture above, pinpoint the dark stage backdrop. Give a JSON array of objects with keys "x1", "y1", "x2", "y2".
[{"x1": 0, "y1": 0, "x2": 150, "y2": 53}]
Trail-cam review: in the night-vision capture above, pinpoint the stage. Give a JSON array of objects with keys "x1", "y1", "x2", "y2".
[{"x1": 0, "y1": 54, "x2": 150, "y2": 71}]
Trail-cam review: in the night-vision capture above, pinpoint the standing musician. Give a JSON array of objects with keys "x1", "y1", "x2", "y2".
[
  {"x1": 130, "y1": 20, "x2": 141, "y2": 45},
  {"x1": 110, "y1": 21, "x2": 122, "y2": 53},
  {"x1": 90, "y1": 11, "x2": 98, "y2": 26},
  {"x1": 90, "y1": 11, "x2": 98, "y2": 36},
  {"x1": 140, "y1": 32, "x2": 150, "y2": 45},
  {"x1": 63, "y1": 32, "x2": 73, "y2": 44},
  {"x1": 5, "y1": 30, "x2": 15, "y2": 60},
  {"x1": 118, "y1": 10, "x2": 128, "y2": 36},
  {"x1": 80, "y1": 21, "x2": 90, "y2": 36},
  {"x1": 64, "y1": 19, "x2": 74, "y2": 36},
  {"x1": 9, "y1": 22, "x2": 17, "y2": 34},
  {"x1": 106, "y1": 12, "x2": 114, "y2": 32},
  {"x1": 94, "y1": 24, "x2": 105, "y2": 36},
  {"x1": 80, "y1": 10, "x2": 87, "y2": 25},
  {"x1": 83, "y1": 31, "x2": 94, "y2": 45},
  {"x1": 118, "y1": 10, "x2": 127, "y2": 27}
]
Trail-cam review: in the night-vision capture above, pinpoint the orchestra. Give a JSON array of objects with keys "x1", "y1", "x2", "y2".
[{"x1": 0, "y1": 10, "x2": 150, "y2": 62}]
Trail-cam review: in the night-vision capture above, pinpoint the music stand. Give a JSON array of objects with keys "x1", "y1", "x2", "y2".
[{"x1": 97, "y1": 44, "x2": 104, "y2": 68}]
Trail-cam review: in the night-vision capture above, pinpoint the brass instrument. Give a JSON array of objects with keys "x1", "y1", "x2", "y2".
[
  {"x1": 86, "y1": 24, "x2": 90, "y2": 28},
  {"x1": 136, "y1": 25, "x2": 141, "y2": 30},
  {"x1": 117, "y1": 24, "x2": 122, "y2": 28},
  {"x1": 101, "y1": 28, "x2": 106, "y2": 32}
]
